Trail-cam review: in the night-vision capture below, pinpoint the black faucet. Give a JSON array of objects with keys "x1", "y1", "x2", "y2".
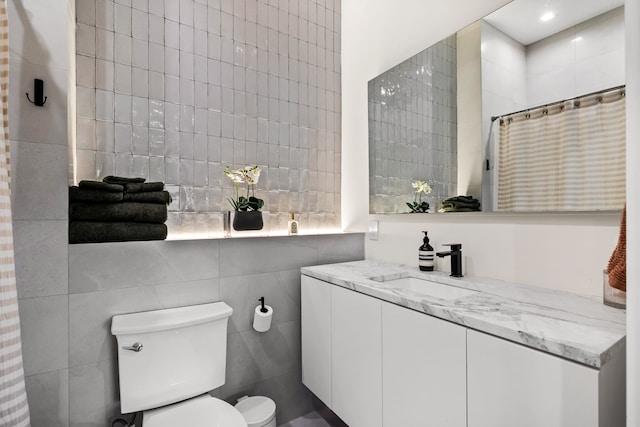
[{"x1": 436, "y1": 244, "x2": 463, "y2": 277}]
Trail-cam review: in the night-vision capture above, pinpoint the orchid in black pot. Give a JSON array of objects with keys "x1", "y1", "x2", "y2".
[{"x1": 225, "y1": 165, "x2": 265, "y2": 230}]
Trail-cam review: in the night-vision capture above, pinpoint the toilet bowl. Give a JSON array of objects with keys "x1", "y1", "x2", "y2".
[
  {"x1": 235, "y1": 395, "x2": 276, "y2": 427},
  {"x1": 144, "y1": 394, "x2": 247, "y2": 427},
  {"x1": 111, "y1": 302, "x2": 276, "y2": 427}
]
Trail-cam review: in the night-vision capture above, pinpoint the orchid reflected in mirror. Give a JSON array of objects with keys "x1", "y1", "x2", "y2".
[{"x1": 407, "y1": 180, "x2": 432, "y2": 213}]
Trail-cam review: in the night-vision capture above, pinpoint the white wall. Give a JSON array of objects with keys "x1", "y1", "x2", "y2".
[
  {"x1": 342, "y1": 0, "x2": 623, "y2": 297},
  {"x1": 367, "y1": 212, "x2": 619, "y2": 295}
]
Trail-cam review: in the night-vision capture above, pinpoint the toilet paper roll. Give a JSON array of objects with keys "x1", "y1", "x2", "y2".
[{"x1": 253, "y1": 304, "x2": 273, "y2": 332}]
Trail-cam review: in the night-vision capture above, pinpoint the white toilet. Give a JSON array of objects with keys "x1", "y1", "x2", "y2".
[{"x1": 111, "y1": 302, "x2": 276, "y2": 427}]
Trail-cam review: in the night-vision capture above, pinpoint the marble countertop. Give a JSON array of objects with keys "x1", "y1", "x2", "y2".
[{"x1": 301, "y1": 260, "x2": 626, "y2": 368}]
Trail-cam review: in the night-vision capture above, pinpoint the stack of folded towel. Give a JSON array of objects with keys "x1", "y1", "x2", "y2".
[
  {"x1": 69, "y1": 176, "x2": 171, "y2": 244},
  {"x1": 439, "y1": 195, "x2": 481, "y2": 213}
]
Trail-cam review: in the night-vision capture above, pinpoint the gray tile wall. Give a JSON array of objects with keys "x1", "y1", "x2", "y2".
[
  {"x1": 75, "y1": 0, "x2": 342, "y2": 234},
  {"x1": 67, "y1": 234, "x2": 363, "y2": 425},
  {"x1": 368, "y1": 35, "x2": 457, "y2": 213},
  {"x1": 9, "y1": 0, "x2": 71, "y2": 425}
]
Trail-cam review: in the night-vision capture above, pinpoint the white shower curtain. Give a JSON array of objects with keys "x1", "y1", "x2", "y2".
[
  {"x1": 497, "y1": 88, "x2": 626, "y2": 211},
  {"x1": 0, "y1": 0, "x2": 31, "y2": 425}
]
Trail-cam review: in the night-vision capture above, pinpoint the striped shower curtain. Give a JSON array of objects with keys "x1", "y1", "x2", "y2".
[
  {"x1": 0, "y1": 0, "x2": 31, "y2": 425},
  {"x1": 497, "y1": 88, "x2": 626, "y2": 212}
]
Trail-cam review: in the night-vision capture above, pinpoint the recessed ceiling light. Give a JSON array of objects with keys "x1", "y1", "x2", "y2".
[
  {"x1": 571, "y1": 36, "x2": 583, "y2": 43},
  {"x1": 540, "y1": 12, "x2": 555, "y2": 22}
]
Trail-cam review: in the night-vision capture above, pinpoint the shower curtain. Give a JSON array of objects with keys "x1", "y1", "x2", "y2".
[
  {"x1": 497, "y1": 88, "x2": 626, "y2": 211},
  {"x1": 0, "y1": 0, "x2": 31, "y2": 425}
]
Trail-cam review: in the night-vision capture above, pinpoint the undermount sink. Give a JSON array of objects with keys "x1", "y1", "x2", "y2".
[{"x1": 378, "y1": 277, "x2": 478, "y2": 300}]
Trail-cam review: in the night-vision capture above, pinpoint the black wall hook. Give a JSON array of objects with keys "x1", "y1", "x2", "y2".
[{"x1": 26, "y1": 79, "x2": 47, "y2": 107}]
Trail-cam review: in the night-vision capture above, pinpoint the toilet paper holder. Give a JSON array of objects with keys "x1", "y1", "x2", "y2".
[{"x1": 258, "y1": 297, "x2": 268, "y2": 313}]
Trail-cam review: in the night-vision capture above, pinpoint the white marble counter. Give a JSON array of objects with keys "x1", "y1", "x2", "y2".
[{"x1": 301, "y1": 260, "x2": 626, "y2": 368}]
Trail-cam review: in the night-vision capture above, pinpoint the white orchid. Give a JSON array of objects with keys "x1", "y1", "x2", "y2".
[
  {"x1": 241, "y1": 165, "x2": 261, "y2": 185},
  {"x1": 412, "y1": 180, "x2": 432, "y2": 195},
  {"x1": 224, "y1": 166, "x2": 245, "y2": 184}
]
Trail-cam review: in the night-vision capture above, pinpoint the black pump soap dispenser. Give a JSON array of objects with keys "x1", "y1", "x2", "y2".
[{"x1": 419, "y1": 231, "x2": 435, "y2": 271}]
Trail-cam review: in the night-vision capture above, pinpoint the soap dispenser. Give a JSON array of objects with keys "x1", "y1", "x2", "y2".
[
  {"x1": 419, "y1": 231, "x2": 435, "y2": 271},
  {"x1": 288, "y1": 213, "x2": 299, "y2": 235}
]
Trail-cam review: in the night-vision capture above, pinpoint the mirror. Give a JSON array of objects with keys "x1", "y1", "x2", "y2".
[{"x1": 369, "y1": 0, "x2": 625, "y2": 214}]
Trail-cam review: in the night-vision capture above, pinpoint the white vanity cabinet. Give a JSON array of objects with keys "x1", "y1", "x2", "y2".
[
  {"x1": 382, "y1": 302, "x2": 467, "y2": 427},
  {"x1": 331, "y1": 285, "x2": 382, "y2": 427},
  {"x1": 301, "y1": 272, "x2": 625, "y2": 427},
  {"x1": 301, "y1": 275, "x2": 332, "y2": 407},
  {"x1": 302, "y1": 276, "x2": 466, "y2": 427},
  {"x1": 467, "y1": 330, "x2": 625, "y2": 427},
  {"x1": 301, "y1": 276, "x2": 382, "y2": 427}
]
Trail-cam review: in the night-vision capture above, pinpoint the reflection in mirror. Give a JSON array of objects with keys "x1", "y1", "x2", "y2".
[
  {"x1": 368, "y1": 0, "x2": 625, "y2": 214},
  {"x1": 368, "y1": 37, "x2": 457, "y2": 214}
]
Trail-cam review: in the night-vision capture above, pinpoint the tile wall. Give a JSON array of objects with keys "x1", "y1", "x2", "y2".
[
  {"x1": 525, "y1": 6, "x2": 624, "y2": 107},
  {"x1": 75, "y1": 0, "x2": 342, "y2": 234},
  {"x1": 8, "y1": 0, "x2": 71, "y2": 425},
  {"x1": 479, "y1": 21, "x2": 526, "y2": 211},
  {"x1": 368, "y1": 35, "x2": 457, "y2": 214},
  {"x1": 67, "y1": 233, "x2": 363, "y2": 425}
]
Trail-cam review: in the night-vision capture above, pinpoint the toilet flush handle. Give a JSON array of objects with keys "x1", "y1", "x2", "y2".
[{"x1": 122, "y1": 342, "x2": 143, "y2": 352}]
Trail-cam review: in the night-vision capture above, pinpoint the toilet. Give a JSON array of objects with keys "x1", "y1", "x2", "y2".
[{"x1": 111, "y1": 302, "x2": 276, "y2": 427}]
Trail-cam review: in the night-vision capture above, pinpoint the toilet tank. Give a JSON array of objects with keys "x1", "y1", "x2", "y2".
[{"x1": 111, "y1": 302, "x2": 233, "y2": 414}]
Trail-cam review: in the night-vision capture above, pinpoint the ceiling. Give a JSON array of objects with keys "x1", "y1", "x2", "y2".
[{"x1": 483, "y1": 0, "x2": 624, "y2": 45}]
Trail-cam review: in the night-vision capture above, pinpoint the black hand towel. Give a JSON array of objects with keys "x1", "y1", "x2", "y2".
[
  {"x1": 103, "y1": 176, "x2": 146, "y2": 184},
  {"x1": 121, "y1": 182, "x2": 165, "y2": 193},
  {"x1": 69, "y1": 186, "x2": 124, "y2": 203},
  {"x1": 69, "y1": 202, "x2": 168, "y2": 224},
  {"x1": 123, "y1": 191, "x2": 172, "y2": 205},
  {"x1": 69, "y1": 222, "x2": 168, "y2": 244},
  {"x1": 78, "y1": 180, "x2": 125, "y2": 193}
]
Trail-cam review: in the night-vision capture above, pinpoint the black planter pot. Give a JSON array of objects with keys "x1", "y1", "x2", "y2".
[{"x1": 232, "y1": 210, "x2": 264, "y2": 231}]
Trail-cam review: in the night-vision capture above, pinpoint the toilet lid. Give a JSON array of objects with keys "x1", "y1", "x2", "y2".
[
  {"x1": 235, "y1": 396, "x2": 276, "y2": 426},
  {"x1": 143, "y1": 395, "x2": 248, "y2": 427}
]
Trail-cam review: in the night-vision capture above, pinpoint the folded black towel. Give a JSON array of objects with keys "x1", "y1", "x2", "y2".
[
  {"x1": 122, "y1": 182, "x2": 165, "y2": 193},
  {"x1": 123, "y1": 191, "x2": 172, "y2": 205},
  {"x1": 69, "y1": 186, "x2": 124, "y2": 203},
  {"x1": 439, "y1": 195, "x2": 481, "y2": 212},
  {"x1": 69, "y1": 222, "x2": 168, "y2": 244},
  {"x1": 439, "y1": 206, "x2": 480, "y2": 213},
  {"x1": 103, "y1": 176, "x2": 146, "y2": 184},
  {"x1": 442, "y1": 200, "x2": 480, "y2": 209},
  {"x1": 69, "y1": 202, "x2": 168, "y2": 224},
  {"x1": 443, "y1": 195, "x2": 479, "y2": 204},
  {"x1": 78, "y1": 180, "x2": 124, "y2": 193}
]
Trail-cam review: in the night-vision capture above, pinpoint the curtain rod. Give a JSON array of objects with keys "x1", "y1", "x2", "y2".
[{"x1": 490, "y1": 84, "x2": 626, "y2": 122}]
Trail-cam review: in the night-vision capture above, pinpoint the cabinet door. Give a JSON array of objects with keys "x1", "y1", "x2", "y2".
[
  {"x1": 382, "y1": 302, "x2": 467, "y2": 427},
  {"x1": 301, "y1": 276, "x2": 332, "y2": 406},
  {"x1": 467, "y1": 330, "x2": 599, "y2": 427},
  {"x1": 332, "y1": 286, "x2": 382, "y2": 427}
]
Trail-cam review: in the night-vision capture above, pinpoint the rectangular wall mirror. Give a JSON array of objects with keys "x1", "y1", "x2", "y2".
[{"x1": 368, "y1": 0, "x2": 625, "y2": 214}]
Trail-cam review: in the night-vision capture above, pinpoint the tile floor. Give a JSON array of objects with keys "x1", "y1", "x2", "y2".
[{"x1": 278, "y1": 411, "x2": 332, "y2": 427}]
